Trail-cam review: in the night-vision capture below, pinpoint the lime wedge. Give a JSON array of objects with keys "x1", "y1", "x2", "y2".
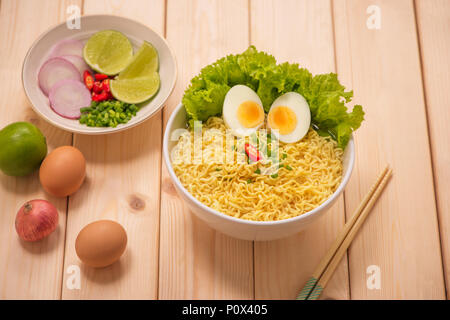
[
  {"x1": 110, "y1": 72, "x2": 160, "y2": 104},
  {"x1": 83, "y1": 30, "x2": 133, "y2": 75},
  {"x1": 118, "y1": 41, "x2": 159, "y2": 79}
]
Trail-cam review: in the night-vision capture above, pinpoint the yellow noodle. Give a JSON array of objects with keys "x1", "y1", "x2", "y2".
[{"x1": 172, "y1": 117, "x2": 344, "y2": 221}]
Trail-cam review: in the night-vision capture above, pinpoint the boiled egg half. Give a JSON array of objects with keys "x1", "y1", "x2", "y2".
[
  {"x1": 267, "y1": 92, "x2": 311, "y2": 143},
  {"x1": 223, "y1": 85, "x2": 265, "y2": 137}
]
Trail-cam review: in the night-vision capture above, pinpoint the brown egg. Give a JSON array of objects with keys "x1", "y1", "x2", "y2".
[
  {"x1": 75, "y1": 220, "x2": 127, "y2": 268},
  {"x1": 39, "y1": 146, "x2": 86, "y2": 197}
]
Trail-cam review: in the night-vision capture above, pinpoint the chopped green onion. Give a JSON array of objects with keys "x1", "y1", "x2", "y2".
[
  {"x1": 271, "y1": 173, "x2": 278, "y2": 179},
  {"x1": 79, "y1": 100, "x2": 139, "y2": 127}
]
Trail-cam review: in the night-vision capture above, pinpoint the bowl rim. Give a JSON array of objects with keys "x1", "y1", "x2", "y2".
[
  {"x1": 163, "y1": 103, "x2": 355, "y2": 226},
  {"x1": 22, "y1": 14, "x2": 178, "y2": 135}
]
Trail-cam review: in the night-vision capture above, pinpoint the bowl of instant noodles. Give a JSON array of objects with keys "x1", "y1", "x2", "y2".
[{"x1": 163, "y1": 47, "x2": 362, "y2": 241}]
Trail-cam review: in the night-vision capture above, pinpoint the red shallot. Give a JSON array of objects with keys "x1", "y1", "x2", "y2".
[{"x1": 15, "y1": 199, "x2": 59, "y2": 242}]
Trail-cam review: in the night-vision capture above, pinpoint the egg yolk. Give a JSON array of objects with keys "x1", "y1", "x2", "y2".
[
  {"x1": 268, "y1": 106, "x2": 297, "y2": 135},
  {"x1": 237, "y1": 101, "x2": 264, "y2": 128}
]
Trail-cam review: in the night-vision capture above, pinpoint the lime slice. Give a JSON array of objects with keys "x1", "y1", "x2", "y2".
[
  {"x1": 118, "y1": 41, "x2": 159, "y2": 79},
  {"x1": 110, "y1": 72, "x2": 160, "y2": 104},
  {"x1": 83, "y1": 30, "x2": 133, "y2": 75}
]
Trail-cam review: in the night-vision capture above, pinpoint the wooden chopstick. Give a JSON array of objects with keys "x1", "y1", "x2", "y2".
[
  {"x1": 297, "y1": 165, "x2": 392, "y2": 300},
  {"x1": 297, "y1": 165, "x2": 390, "y2": 299}
]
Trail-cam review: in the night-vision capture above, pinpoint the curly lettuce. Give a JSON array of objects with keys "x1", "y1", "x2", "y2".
[{"x1": 182, "y1": 46, "x2": 364, "y2": 148}]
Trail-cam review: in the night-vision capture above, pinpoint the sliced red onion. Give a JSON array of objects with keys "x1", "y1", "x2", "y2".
[
  {"x1": 48, "y1": 39, "x2": 84, "y2": 58},
  {"x1": 38, "y1": 57, "x2": 81, "y2": 96},
  {"x1": 48, "y1": 79, "x2": 91, "y2": 119},
  {"x1": 60, "y1": 55, "x2": 91, "y2": 75}
]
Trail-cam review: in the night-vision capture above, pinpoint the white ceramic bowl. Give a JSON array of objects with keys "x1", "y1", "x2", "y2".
[
  {"x1": 22, "y1": 15, "x2": 177, "y2": 134},
  {"x1": 163, "y1": 103, "x2": 355, "y2": 241}
]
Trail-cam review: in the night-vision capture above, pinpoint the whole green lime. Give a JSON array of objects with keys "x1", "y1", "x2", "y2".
[{"x1": 0, "y1": 122, "x2": 47, "y2": 176}]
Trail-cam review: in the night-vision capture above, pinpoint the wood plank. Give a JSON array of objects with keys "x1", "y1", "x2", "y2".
[
  {"x1": 159, "y1": 0, "x2": 254, "y2": 299},
  {"x1": 61, "y1": 0, "x2": 164, "y2": 299},
  {"x1": 333, "y1": 0, "x2": 445, "y2": 299},
  {"x1": 251, "y1": 0, "x2": 350, "y2": 300},
  {"x1": 415, "y1": 0, "x2": 450, "y2": 297},
  {"x1": 0, "y1": 0, "x2": 78, "y2": 299}
]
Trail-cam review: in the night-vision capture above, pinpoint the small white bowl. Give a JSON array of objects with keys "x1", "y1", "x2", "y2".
[
  {"x1": 163, "y1": 103, "x2": 355, "y2": 241},
  {"x1": 22, "y1": 15, "x2": 177, "y2": 134}
]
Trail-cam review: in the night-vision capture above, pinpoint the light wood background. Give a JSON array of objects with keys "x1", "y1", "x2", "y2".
[{"x1": 0, "y1": 0, "x2": 448, "y2": 300}]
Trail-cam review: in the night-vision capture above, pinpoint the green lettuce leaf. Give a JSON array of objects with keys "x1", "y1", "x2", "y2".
[
  {"x1": 182, "y1": 46, "x2": 275, "y2": 122},
  {"x1": 183, "y1": 80, "x2": 230, "y2": 126},
  {"x1": 182, "y1": 46, "x2": 364, "y2": 148}
]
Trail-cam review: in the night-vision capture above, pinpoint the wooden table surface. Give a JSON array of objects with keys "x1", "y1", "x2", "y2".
[{"x1": 0, "y1": 0, "x2": 448, "y2": 300}]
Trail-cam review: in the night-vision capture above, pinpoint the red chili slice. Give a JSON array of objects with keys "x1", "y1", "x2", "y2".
[
  {"x1": 94, "y1": 73, "x2": 109, "y2": 81},
  {"x1": 92, "y1": 81, "x2": 103, "y2": 94},
  {"x1": 245, "y1": 143, "x2": 261, "y2": 162},
  {"x1": 92, "y1": 91, "x2": 109, "y2": 102},
  {"x1": 83, "y1": 70, "x2": 94, "y2": 91},
  {"x1": 101, "y1": 79, "x2": 110, "y2": 93}
]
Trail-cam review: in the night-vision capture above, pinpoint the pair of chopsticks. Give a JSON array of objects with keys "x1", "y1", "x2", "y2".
[{"x1": 297, "y1": 165, "x2": 392, "y2": 300}]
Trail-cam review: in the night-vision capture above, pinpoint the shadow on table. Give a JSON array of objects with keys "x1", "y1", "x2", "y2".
[{"x1": 80, "y1": 250, "x2": 130, "y2": 285}]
